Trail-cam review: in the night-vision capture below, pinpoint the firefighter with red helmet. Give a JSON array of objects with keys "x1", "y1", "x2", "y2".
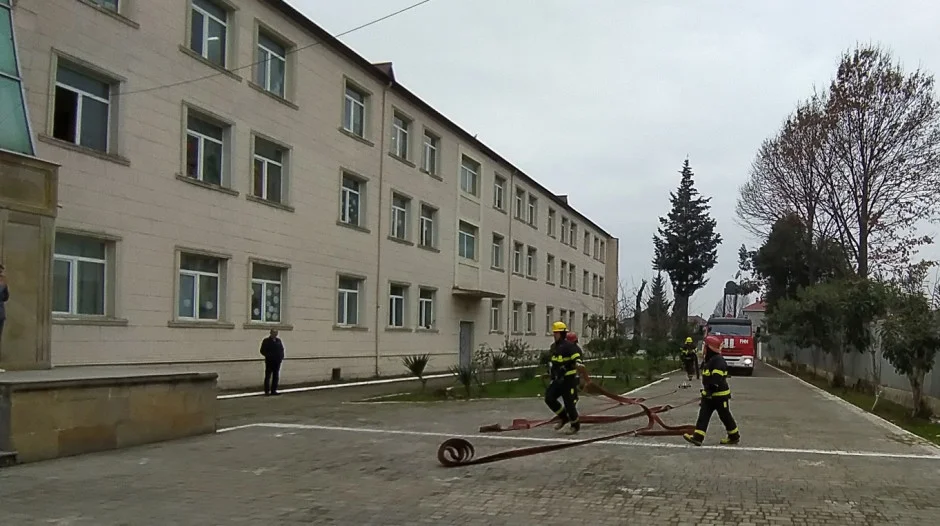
[
  {"x1": 546, "y1": 321, "x2": 590, "y2": 435},
  {"x1": 683, "y1": 334, "x2": 741, "y2": 446}
]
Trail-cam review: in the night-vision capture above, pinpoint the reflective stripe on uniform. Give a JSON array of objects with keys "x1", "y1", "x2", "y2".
[
  {"x1": 701, "y1": 369, "x2": 727, "y2": 376},
  {"x1": 712, "y1": 389, "x2": 731, "y2": 397},
  {"x1": 564, "y1": 369, "x2": 578, "y2": 376}
]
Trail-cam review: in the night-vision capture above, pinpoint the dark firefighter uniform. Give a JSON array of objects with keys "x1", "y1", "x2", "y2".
[
  {"x1": 545, "y1": 321, "x2": 583, "y2": 434},
  {"x1": 683, "y1": 335, "x2": 741, "y2": 446},
  {"x1": 680, "y1": 337, "x2": 699, "y2": 380}
]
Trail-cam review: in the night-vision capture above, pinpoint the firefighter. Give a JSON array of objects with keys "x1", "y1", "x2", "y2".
[
  {"x1": 683, "y1": 334, "x2": 741, "y2": 446},
  {"x1": 546, "y1": 321, "x2": 590, "y2": 435},
  {"x1": 679, "y1": 336, "x2": 699, "y2": 385}
]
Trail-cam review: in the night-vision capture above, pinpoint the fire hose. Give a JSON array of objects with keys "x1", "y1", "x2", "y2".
[{"x1": 436, "y1": 382, "x2": 700, "y2": 467}]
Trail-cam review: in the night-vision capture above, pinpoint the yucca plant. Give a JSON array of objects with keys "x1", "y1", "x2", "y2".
[
  {"x1": 449, "y1": 364, "x2": 477, "y2": 398},
  {"x1": 490, "y1": 353, "x2": 508, "y2": 383},
  {"x1": 402, "y1": 354, "x2": 431, "y2": 391}
]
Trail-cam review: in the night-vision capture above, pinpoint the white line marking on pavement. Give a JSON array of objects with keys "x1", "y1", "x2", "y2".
[
  {"x1": 623, "y1": 377, "x2": 668, "y2": 395},
  {"x1": 763, "y1": 362, "x2": 939, "y2": 450},
  {"x1": 214, "y1": 422, "x2": 940, "y2": 460}
]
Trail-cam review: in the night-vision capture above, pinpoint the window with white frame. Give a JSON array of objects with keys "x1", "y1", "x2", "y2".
[
  {"x1": 388, "y1": 283, "x2": 406, "y2": 328},
  {"x1": 560, "y1": 261, "x2": 568, "y2": 287},
  {"x1": 493, "y1": 175, "x2": 505, "y2": 210},
  {"x1": 569, "y1": 222, "x2": 577, "y2": 247},
  {"x1": 525, "y1": 303, "x2": 535, "y2": 333},
  {"x1": 340, "y1": 173, "x2": 363, "y2": 227},
  {"x1": 178, "y1": 252, "x2": 222, "y2": 321},
  {"x1": 89, "y1": 0, "x2": 119, "y2": 12},
  {"x1": 594, "y1": 237, "x2": 600, "y2": 259},
  {"x1": 527, "y1": 195, "x2": 537, "y2": 226},
  {"x1": 526, "y1": 246, "x2": 536, "y2": 278},
  {"x1": 583, "y1": 270, "x2": 590, "y2": 294},
  {"x1": 512, "y1": 301, "x2": 522, "y2": 333},
  {"x1": 419, "y1": 204, "x2": 436, "y2": 248},
  {"x1": 545, "y1": 306, "x2": 554, "y2": 334},
  {"x1": 512, "y1": 242, "x2": 523, "y2": 274},
  {"x1": 186, "y1": 112, "x2": 226, "y2": 186},
  {"x1": 491, "y1": 234, "x2": 504, "y2": 269},
  {"x1": 390, "y1": 193, "x2": 410, "y2": 240},
  {"x1": 422, "y1": 130, "x2": 439, "y2": 175},
  {"x1": 583, "y1": 313, "x2": 589, "y2": 335},
  {"x1": 558, "y1": 308, "x2": 567, "y2": 330},
  {"x1": 250, "y1": 263, "x2": 284, "y2": 323},
  {"x1": 568, "y1": 310, "x2": 576, "y2": 330},
  {"x1": 599, "y1": 276, "x2": 605, "y2": 296},
  {"x1": 418, "y1": 288, "x2": 435, "y2": 329},
  {"x1": 337, "y1": 276, "x2": 362, "y2": 326},
  {"x1": 560, "y1": 217, "x2": 569, "y2": 244},
  {"x1": 391, "y1": 113, "x2": 410, "y2": 159},
  {"x1": 52, "y1": 62, "x2": 112, "y2": 152},
  {"x1": 584, "y1": 232, "x2": 591, "y2": 254},
  {"x1": 547, "y1": 209, "x2": 556, "y2": 236},
  {"x1": 546, "y1": 254, "x2": 555, "y2": 283},
  {"x1": 458, "y1": 221, "x2": 477, "y2": 260},
  {"x1": 592, "y1": 274, "x2": 599, "y2": 296},
  {"x1": 489, "y1": 299, "x2": 502, "y2": 332},
  {"x1": 343, "y1": 83, "x2": 366, "y2": 137},
  {"x1": 568, "y1": 264, "x2": 576, "y2": 290},
  {"x1": 514, "y1": 188, "x2": 524, "y2": 219},
  {"x1": 460, "y1": 156, "x2": 479, "y2": 196},
  {"x1": 600, "y1": 241, "x2": 606, "y2": 262},
  {"x1": 256, "y1": 31, "x2": 287, "y2": 97},
  {"x1": 52, "y1": 233, "x2": 108, "y2": 316},
  {"x1": 252, "y1": 137, "x2": 285, "y2": 203},
  {"x1": 190, "y1": 0, "x2": 228, "y2": 67}
]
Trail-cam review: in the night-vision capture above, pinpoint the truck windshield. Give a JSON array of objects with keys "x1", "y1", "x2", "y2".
[{"x1": 707, "y1": 324, "x2": 752, "y2": 337}]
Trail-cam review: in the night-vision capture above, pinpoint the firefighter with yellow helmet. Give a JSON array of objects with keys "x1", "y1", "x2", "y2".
[
  {"x1": 679, "y1": 336, "x2": 699, "y2": 386},
  {"x1": 545, "y1": 321, "x2": 591, "y2": 435}
]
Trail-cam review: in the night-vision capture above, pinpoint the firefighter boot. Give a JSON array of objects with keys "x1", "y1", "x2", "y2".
[
  {"x1": 553, "y1": 418, "x2": 568, "y2": 431},
  {"x1": 720, "y1": 429, "x2": 741, "y2": 445},
  {"x1": 563, "y1": 421, "x2": 581, "y2": 435},
  {"x1": 683, "y1": 430, "x2": 704, "y2": 446}
]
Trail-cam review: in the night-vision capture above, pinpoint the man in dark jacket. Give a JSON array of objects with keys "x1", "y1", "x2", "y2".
[
  {"x1": 259, "y1": 329, "x2": 285, "y2": 396},
  {"x1": 545, "y1": 321, "x2": 591, "y2": 435},
  {"x1": 679, "y1": 336, "x2": 699, "y2": 386},
  {"x1": 683, "y1": 335, "x2": 741, "y2": 446},
  {"x1": 0, "y1": 264, "x2": 8, "y2": 350}
]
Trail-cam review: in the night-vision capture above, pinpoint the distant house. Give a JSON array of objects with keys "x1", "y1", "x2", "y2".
[{"x1": 742, "y1": 301, "x2": 766, "y2": 329}]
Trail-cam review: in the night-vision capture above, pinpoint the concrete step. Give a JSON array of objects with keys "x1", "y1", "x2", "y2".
[{"x1": 0, "y1": 451, "x2": 17, "y2": 468}]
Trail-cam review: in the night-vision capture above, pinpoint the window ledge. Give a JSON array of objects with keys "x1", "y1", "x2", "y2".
[
  {"x1": 512, "y1": 271, "x2": 525, "y2": 278},
  {"x1": 247, "y1": 81, "x2": 299, "y2": 110},
  {"x1": 387, "y1": 235, "x2": 414, "y2": 247},
  {"x1": 53, "y1": 316, "x2": 128, "y2": 327},
  {"x1": 526, "y1": 276, "x2": 538, "y2": 281},
  {"x1": 333, "y1": 324, "x2": 368, "y2": 332},
  {"x1": 178, "y1": 45, "x2": 243, "y2": 82},
  {"x1": 490, "y1": 266, "x2": 504, "y2": 273},
  {"x1": 525, "y1": 332, "x2": 537, "y2": 336},
  {"x1": 75, "y1": 0, "x2": 140, "y2": 29},
  {"x1": 168, "y1": 320, "x2": 236, "y2": 329},
  {"x1": 458, "y1": 258, "x2": 480, "y2": 268},
  {"x1": 418, "y1": 244, "x2": 440, "y2": 253},
  {"x1": 419, "y1": 168, "x2": 442, "y2": 181},
  {"x1": 336, "y1": 220, "x2": 371, "y2": 234},
  {"x1": 494, "y1": 207, "x2": 507, "y2": 215},
  {"x1": 243, "y1": 322, "x2": 294, "y2": 331},
  {"x1": 489, "y1": 330, "x2": 505, "y2": 335},
  {"x1": 547, "y1": 281, "x2": 555, "y2": 286},
  {"x1": 176, "y1": 173, "x2": 239, "y2": 196},
  {"x1": 337, "y1": 127, "x2": 375, "y2": 147},
  {"x1": 511, "y1": 331, "x2": 524, "y2": 336},
  {"x1": 247, "y1": 194, "x2": 295, "y2": 212},
  {"x1": 385, "y1": 327, "x2": 413, "y2": 333},
  {"x1": 388, "y1": 152, "x2": 416, "y2": 168},
  {"x1": 528, "y1": 222, "x2": 538, "y2": 230},
  {"x1": 38, "y1": 135, "x2": 131, "y2": 166}
]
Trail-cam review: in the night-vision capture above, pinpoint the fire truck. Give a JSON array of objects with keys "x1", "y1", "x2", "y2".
[{"x1": 703, "y1": 281, "x2": 756, "y2": 376}]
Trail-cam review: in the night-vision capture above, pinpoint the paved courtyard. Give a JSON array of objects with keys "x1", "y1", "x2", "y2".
[{"x1": 2, "y1": 362, "x2": 940, "y2": 525}]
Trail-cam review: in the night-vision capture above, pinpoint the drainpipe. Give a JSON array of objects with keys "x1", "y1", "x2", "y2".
[{"x1": 374, "y1": 80, "x2": 393, "y2": 377}]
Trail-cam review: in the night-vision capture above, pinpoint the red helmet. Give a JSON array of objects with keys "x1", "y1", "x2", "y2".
[
  {"x1": 566, "y1": 332, "x2": 578, "y2": 343},
  {"x1": 704, "y1": 335, "x2": 722, "y2": 352}
]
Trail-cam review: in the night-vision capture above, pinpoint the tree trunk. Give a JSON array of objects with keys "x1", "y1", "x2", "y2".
[
  {"x1": 831, "y1": 346, "x2": 846, "y2": 388},
  {"x1": 672, "y1": 293, "x2": 690, "y2": 340},
  {"x1": 909, "y1": 371, "x2": 931, "y2": 419}
]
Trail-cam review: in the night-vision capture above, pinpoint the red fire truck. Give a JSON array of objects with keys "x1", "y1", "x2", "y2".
[{"x1": 702, "y1": 281, "x2": 756, "y2": 376}]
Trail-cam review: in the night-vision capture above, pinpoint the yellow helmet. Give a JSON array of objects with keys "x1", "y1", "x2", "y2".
[
  {"x1": 685, "y1": 337, "x2": 693, "y2": 344},
  {"x1": 552, "y1": 321, "x2": 567, "y2": 332}
]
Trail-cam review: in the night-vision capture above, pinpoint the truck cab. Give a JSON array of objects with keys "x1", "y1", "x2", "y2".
[{"x1": 704, "y1": 317, "x2": 755, "y2": 376}]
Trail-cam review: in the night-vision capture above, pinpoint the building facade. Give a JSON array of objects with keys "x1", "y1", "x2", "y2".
[{"x1": 11, "y1": 0, "x2": 619, "y2": 389}]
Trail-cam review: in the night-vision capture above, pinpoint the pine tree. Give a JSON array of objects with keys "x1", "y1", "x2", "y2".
[
  {"x1": 653, "y1": 159, "x2": 722, "y2": 337},
  {"x1": 645, "y1": 272, "x2": 672, "y2": 342}
]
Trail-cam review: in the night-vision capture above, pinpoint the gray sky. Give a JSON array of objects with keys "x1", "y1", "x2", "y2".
[{"x1": 290, "y1": 0, "x2": 940, "y2": 315}]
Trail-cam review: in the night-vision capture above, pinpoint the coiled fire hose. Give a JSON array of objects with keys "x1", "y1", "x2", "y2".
[{"x1": 437, "y1": 382, "x2": 699, "y2": 467}]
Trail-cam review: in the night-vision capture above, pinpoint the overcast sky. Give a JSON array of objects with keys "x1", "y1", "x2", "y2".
[{"x1": 290, "y1": 0, "x2": 940, "y2": 316}]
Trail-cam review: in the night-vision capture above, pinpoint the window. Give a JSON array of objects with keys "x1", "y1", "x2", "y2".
[
  {"x1": 592, "y1": 274, "x2": 599, "y2": 296},
  {"x1": 458, "y1": 221, "x2": 477, "y2": 260},
  {"x1": 583, "y1": 270, "x2": 590, "y2": 294},
  {"x1": 568, "y1": 264, "x2": 576, "y2": 290},
  {"x1": 600, "y1": 241, "x2": 606, "y2": 262},
  {"x1": 560, "y1": 217, "x2": 569, "y2": 244},
  {"x1": 526, "y1": 246, "x2": 536, "y2": 278},
  {"x1": 560, "y1": 261, "x2": 568, "y2": 287},
  {"x1": 89, "y1": 0, "x2": 119, "y2": 12},
  {"x1": 190, "y1": 0, "x2": 228, "y2": 67},
  {"x1": 599, "y1": 277, "x2": 605, "y2": 296},
  {"x1": 388, "y1": 283, "x2": 406, "y2": 328},
  {"x1": 250, "y1": 263, "x2": 284, "y2": 323},
  {"x1": 514, "y1": 188, "x2": 525, "y2": 219},
  {"x1": 256, "y1": 31, "x2": 287, "y2": 97},
  {"x1": 186, "y1": 112, "x2": 226, "y2": 186},
  {"x1": 527, "y1": 196, "x2": 537, "y2": 225},
  {"x1": 391, "y1": 113, "x2": 410, "y2": 159},
  {"x1": 568, "y1": 310, "x2": 576, "y2": 330},
  {"x1": 252, "y1": 137, "x2": 285, "y2": 203},
  {"x1": 584, "y1": 232, "x2": 591, "y2": 254},
  {"x1": 547, "y1": 209, "x2": 556, "y2": 237},
  {"x1": 582, "y1": 313, "x2": 589, "y2": 335},
  {"x1": 489, "y1": 300, "x2": 503, "y2": 332},
  {"x1": 422, "y1": 131, "x2": 439, "y2": 174},
  {"x1": 594, "y1": 237, "x2": 600, "y2": 259},
  {"x1": 337, "y1": 276, "x2": 362, "y2": 326},
  {"x1": 491, "y1": 234, "x2": 504, "y2": 269},
  {"x1": 340, "y1": 174, "x2": 363, "y2": 227},
  {"x1": 52, "y1": 63, "x2": 112, "y2": 152},
  {"x1": 512, "y1": 242, "x2": 523, "y2": 274},
  {"x1": 52, "y1": 233, "x2": 107, "y2": 316},
  {"x1": 418, "y1": 288, "x2": 435, "y2": 329},
  {"x1": 178, "y1": 253, "x2": 222, "y2": 321},
  {"x1": 546, "y1": 254, "x2": 555, "y2": 283},
  {"x1": 512, "y1": 301, "x2": 522, "y2": 333},
  {"x1": 390, "y1": 193, "x2": 410, "y2": 240},
  {"x1": 343, "y1": 83, "x2": 366, "y2": 137},
  {"x1": 419, "y1": 205, "x2": 436, "y2": 248},
  {"x1": 493, "y1": 176, "x2": 506, "y2": 210},
  {"x1": 569, "y1": 222, "x2": 577, "y2": 247},
  {"x1": 460, "y1": 156, "x2": 479, "y2": 196},
  {"x1": 525, "y1": 303, "x2": 535, "y2": 333},
  {"x1": 558, "y1": 309, "x2": 567, "y2": 330},
  {"x1": 545, "y1": 306, "x2": 554, "y2": 334}
]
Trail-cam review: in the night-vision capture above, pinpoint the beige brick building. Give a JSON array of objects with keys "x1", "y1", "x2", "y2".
[{"x1": 11, "y1": 0, "x2": 619, "y2": 389}]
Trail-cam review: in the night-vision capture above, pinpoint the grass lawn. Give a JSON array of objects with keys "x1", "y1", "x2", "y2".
[{"x1": 789, "y1": 366, "x2": 940, "y2": 447}]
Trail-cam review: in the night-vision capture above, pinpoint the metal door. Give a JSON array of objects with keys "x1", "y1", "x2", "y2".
[{"x1": 458, "y1": 321, "x2": 474, "y2": 368}]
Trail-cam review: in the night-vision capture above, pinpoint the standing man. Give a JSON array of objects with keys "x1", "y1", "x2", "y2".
[
  {"x1": 0, "y1": 264, "x2": 8, "y2": 352},
  {"x1": 679, "y1": 336, "x2": 699, "y2": 387},
  {"x1": 259, "y1": 329, "x2": 284, "y2": 396},
  {"x1": 683, "y1": 335, "x2": 741, "y2": 446},
  {"x1": 545, "y1": 321, "x2": 591, "y2": 435}
]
